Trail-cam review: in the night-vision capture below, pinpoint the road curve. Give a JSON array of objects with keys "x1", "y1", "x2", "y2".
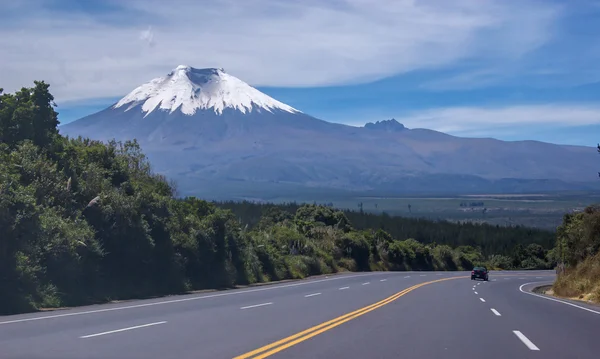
[{"x1": 1, "y1": 270, "x2": 598, "y2": 359}]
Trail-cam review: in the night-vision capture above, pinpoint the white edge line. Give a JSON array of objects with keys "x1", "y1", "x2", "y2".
[
  {"x1": 519, "y1": 282, "x2": 600, "y2": 315},
  {"x1": 339, "y1": 287, "x2": 349, "y2": 290},
  {"x1": 513, "y1": 330, "x2": 540, "y2": 350},
  {"x1": 0, "y1": 273, "x2": 378, "y2": 325},
  {"x1": 362, "y1": 282, "x2": 370, "y2": 285},
  {"x1": 480, "y1": 298, "x2": 486, "y2": 302},
  {"x1": 304, "y1": 293, "x2": 321, "y2": 298},
  {"x1": 474, "y1": 292, "x2": 478, "y2": 295},
  {"x1": 380, "y1": 279, "x2": 387, "y2": 282},
  {"x1": 80, "y1": 321, "x2": 166, "y2": 339},
  {"x1": 491, "y1": 308, "x2": 501, "y2": 316},
  {"x1": 240, "y1": 302, "x2": 273, "y2": 310}
]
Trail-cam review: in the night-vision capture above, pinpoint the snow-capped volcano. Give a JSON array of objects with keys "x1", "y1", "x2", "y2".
[
  {"x1": 114, "y1": 65, "x2": 300, "y2": 116},
  {"x1": 60, "y1": 64, "x2": 336, "y2": 146},
  {"x1": 60, "y1": 65, "x2": 600, "y2": 200}
]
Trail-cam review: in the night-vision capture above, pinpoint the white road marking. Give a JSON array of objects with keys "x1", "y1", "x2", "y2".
[
  {"x1": 404, "y1": 276, "x2": 411, "y2": 278},
  {"x1": 474, "y1": 292, "x2": 478, "y2": 295},
  {"x1": 480, "y1": 298, "x2": 486, "y2": 302},
  {"x1": 362, "y1": 282, "x2": 370, "y2": 285},
  {"x1": 304, "y1": 293, "x2": 321, "y2": 298},
  {"x1": 513, "y1": 330, "x2": 540, "y2": 350},
  {"x1": 339, "y1": 287, "x2": 349, "y2": 290},
  {"x1": 240, "y1": 302, "x2": 273, "y2": 310},
  {"x1": 492, "y1": 279, "x2": 497, "y2": 281},
  {"x1": 477, "y1": 283, "x2": 481, "y2": 286},
  {"x1": 472, "y1": 287, "x2": 475, "y2": 290},
  {"x1": 491, "y1": 308, "x2": 501, "y2": 316},
  {"x1": 0, "y1": 273, "x2": 378, "y2": 325},
  {"x1": 80, "y1": 321, "x2": 166, "y2": 339},
  {"x1": 519, "y1": 282, "x2": 600, "y2": 315},
  {"x1": 380, "y1": 279, "x2": 387, "y2": 282}
]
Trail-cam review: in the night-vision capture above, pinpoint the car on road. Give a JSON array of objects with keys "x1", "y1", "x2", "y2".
[{"x1": 471, "y1": 266, "x2": 489, "y2": 281}]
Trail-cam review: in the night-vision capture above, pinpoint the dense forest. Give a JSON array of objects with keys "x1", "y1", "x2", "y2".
[
  {"x1": 217, "y1": 201, "x2": 555, "y2": 257},
  {"x1": 0, "y1": 83, "x2": 557, "y2": 315},
  {"x1": 553, "y1": 146, "x2": 600, "y2": 302}
]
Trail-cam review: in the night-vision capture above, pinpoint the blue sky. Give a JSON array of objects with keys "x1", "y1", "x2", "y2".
[{"x1": 2, "y1": 0, "x2": 600, "y2": 146}]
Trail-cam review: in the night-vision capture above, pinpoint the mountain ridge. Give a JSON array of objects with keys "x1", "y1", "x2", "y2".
[{"x1": 59, "y1": 65, "x2": 600, "y2": 199}]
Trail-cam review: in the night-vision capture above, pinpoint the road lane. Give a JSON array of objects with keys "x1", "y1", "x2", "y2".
[
  {"x1": 264, "y1": 275, "x2": 542, "y2": 359},
  {"x1": 3, "y1": 270, "x2": 598, "y2": 359},
  {"x1": 0, "y1": 271, "x2": 460, "y2": 358},
  {"x1": 0, "y1": 272, "x2": 395, "y2": 340},
  {"x1": 476, "y1": 274, "x2": 599, "y2": 359}
]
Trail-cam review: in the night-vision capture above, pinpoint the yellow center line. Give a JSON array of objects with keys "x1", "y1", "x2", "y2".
[
  {"x1": 233, "y1": 272, "x2": 554, "y2": 359},
  {"x1": 233, "y1": 285, "x2": 416, "y2": 359},
  {"x1": 233, "y1": 276, "x2": 466, "y2": 359}
]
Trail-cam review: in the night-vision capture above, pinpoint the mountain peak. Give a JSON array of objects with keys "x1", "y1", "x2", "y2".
[
  {"x1": 364, "y1": 118, "x2": 407, "y2": 132},
  {"x1": 114, "y1": 65, "x2": 300, "y2": 116}
]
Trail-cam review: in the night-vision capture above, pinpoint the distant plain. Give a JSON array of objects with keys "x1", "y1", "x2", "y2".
[{"x1": 254, "y1": 191, "x2": 600, "y2": 230}]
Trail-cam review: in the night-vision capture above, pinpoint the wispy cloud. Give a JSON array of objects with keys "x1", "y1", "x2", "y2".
[
  {"x1": 392, "y1": 105, "x2": 600, "y2": 136},
  {"x1": 139, "y1": 26, "x2": 155, "y2": 48},
  {"x1": 1, "y1": 0, "x2": 562, "y2": 102}
]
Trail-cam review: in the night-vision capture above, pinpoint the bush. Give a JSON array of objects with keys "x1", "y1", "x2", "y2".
[{"x1": 553, "y1": 204, "x2": 600, "y2": 303}]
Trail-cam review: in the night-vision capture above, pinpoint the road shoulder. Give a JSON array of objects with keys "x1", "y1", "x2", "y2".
[{"x1": 520, "y1": 281, "x2": 600, "y2": 313}]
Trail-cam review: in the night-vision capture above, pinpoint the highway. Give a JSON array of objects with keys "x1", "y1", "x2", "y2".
[{"x1": 1, "y1": 270, "x2": 599, "y2": 359}]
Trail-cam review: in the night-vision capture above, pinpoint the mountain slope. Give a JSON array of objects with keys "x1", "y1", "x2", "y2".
[{"x1": 60, "y1": 66, "x2": 600, "y2": 199}]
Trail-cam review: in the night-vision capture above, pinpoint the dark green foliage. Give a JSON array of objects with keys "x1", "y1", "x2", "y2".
[
  {"x1": 0, "y1": 83, "x2": 556, "y2": 315},
  {"x1": 217, "y1": 201, "x2": 555, "y2": 256},
  {"x1": 556, "y1": 206, "x2": 600, "y2": 266}
]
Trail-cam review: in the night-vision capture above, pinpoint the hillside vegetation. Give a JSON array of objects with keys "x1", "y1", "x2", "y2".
[
  {"x1": 218, "y1": 201, "x2": 555, "y2": 261},
  {"x1": 1, "y1": 83, "x2": 555, "y2": 315},
  {"x1": 554, "y1": 201, "x2": 600, "y2": 303}
]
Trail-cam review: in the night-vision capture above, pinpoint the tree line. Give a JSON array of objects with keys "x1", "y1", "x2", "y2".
[
  {"x1": 0, "y1": 82, "x2": 557, "y2": 315},
  {"x1": 217, "y1": 201, "x2": 555, "y2": 256}
]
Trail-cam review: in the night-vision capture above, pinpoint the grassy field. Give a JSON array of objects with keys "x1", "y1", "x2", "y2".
[{"x1": 270, "y1": 192, "x2": 600, "y2": 230}]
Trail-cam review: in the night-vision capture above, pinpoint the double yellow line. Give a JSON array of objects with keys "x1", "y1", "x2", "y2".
[{"x1": 234, "y1": 276, "x2": 467, "y2": 359}]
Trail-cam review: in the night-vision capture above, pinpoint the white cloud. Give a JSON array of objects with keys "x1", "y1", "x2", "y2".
[
  {"x1": 0, "y1": 0, "x2": 561, "y2": 102},
  {"x1": 391, "y1": 105, "x2": 600, "y2": 136},
  {"x1": 139, "y1": 26, "x2": 155, "y2": 47}
]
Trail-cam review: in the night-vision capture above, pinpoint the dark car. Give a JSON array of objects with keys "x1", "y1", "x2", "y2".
[{"x1": 471, "y1": 266, "x2": 489, "y2": 281}]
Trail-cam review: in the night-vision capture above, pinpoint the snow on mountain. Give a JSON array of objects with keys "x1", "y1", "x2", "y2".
[{"x1": 114, "y1": 65, "x2": 300, "y2": 117}]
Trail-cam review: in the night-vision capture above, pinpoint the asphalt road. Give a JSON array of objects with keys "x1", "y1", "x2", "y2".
[{"x1": 1, "y1": 270, "x2": 599, "y2": 359}]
